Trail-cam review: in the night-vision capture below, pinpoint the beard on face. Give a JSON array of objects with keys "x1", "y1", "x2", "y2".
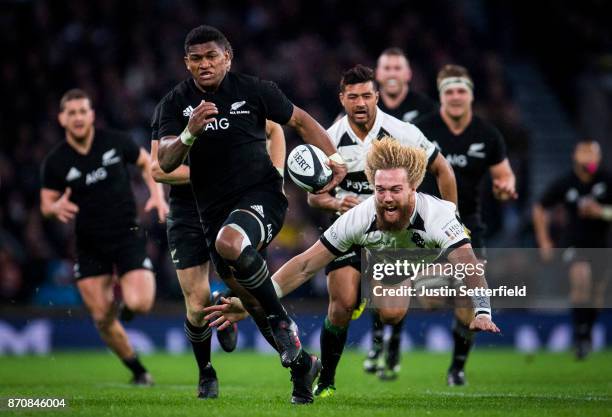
[{"x1": 375, "y1": 200, "x2": 412, "y2": 231}]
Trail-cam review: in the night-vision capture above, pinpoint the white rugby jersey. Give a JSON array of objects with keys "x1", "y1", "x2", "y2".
[
  {"x1": 320, "y1": 193, "x2": 470, "y2": 257},
  {"x1": 326, "y1": 108, "x2": 438, "y2": 202}
]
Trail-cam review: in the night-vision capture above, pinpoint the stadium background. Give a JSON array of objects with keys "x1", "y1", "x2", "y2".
[{"x1": 0, "y1": 0, "x2": 611, "y2": 354}]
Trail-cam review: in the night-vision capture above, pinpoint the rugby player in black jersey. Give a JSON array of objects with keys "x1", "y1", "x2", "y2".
[
  {"x1": 366, "y1": 48, "x2": 440, "y2": 378},
  {"x1": 156, "y1": 25, "x2": 347, "y2": 404},
  {"x1": 417, "y1": 65, "x2": 517, "y2": 385},
  {"x1": 376, "y1": 47, "x2": 438, "y2": 123},
  {"x1": 533, "y1": 140, "x2": 612, "y2": 359},
  {"x1": 40, "y1": 89, "x2": 168, "y2": 385},
  {"x1": 151, "y1": 100, "x2": 286, "y2": 398}
]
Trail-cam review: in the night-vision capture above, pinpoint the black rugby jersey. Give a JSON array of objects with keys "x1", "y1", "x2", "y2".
[
  {"x1": 416, "y1": 113, "x2": 506, "y2": 218},
  {"x1": 540, "y1": 170, "x2": 612, "y2": 247},
  {"x1": 158, "y1": 73, "x2": 293, "y2": 217},
  {"x1": 41, "y1": 129, "x2": 140, "y2": 239},
  {"x1": 151, "y1": 102, "x2": 194, "y2": 206},
  {"x1": 379, "y1": 90, "x2": 437, "y2": 123}
]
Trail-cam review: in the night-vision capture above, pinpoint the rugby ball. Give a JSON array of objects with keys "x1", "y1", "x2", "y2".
[{"x1": 287, "y1": 144, "x2": 333, "y2": 193}]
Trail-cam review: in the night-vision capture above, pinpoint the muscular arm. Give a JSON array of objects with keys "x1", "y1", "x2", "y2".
[
  {"x1": 150, "y1": 139, "x2": 190, "y2": 185},
  {"x1": 428, "y1": 152, "x2": 458, "y2": 205},
  {"x1": 271, "y1": 240, "x2": 337, "y2": 297},
  {"x1": 490, "y1": 158, "x2": 518, "y2": 200},
  {"x1": 265, "y1": 120, "x2": 286, "y2": 173}
]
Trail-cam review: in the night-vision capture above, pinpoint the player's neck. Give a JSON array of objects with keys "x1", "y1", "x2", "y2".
[
  {"x1": 380, "y1": 85, "x2": 409, "y2": 110},
  {"x1": 440, "y1": 108, "x2": 472, "y2": 135},
  {"x1": 66, "y1": 128, "x2": 95, "y2": 155}
]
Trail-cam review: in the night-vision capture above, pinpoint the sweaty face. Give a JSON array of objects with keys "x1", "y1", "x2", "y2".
[
  {"x1": 574, "y1": 142, "x2": 601, "y2": 175},
  {"x1": 376, "y1": 54, "x2": 410, "y2": 96},
  {"x1": 184, "y1": 42, "x2": 230, "y2": 90},
  {"x1": 340, "y1": 81, "x2": 378, "y2": 128},
  {"x1": 58, "y1": 98, "x2": 94, "y2": 141},
  {"x1": 374, "y1": 168, "x2": 414, "y2": 231},
  {"x1": 440, "y1": 86, "x2": 473, "y2": 120}
]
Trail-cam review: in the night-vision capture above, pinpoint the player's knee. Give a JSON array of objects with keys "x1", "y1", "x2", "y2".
[
  {"x1": 215, "y1": 227, "x2": 243, "y2": 261},
  {"x1": 92, "y1": 310, "x2": 115, "y2": 332},
  {"x1": 123, "y1": 293, "x2": 154, "y2": 315},
  {"x1": 378, "y1": 308, "x2": 406, "y2": 325},
  {"x1": 328, "y1": 299, "x2": 353, "y2": 326}
]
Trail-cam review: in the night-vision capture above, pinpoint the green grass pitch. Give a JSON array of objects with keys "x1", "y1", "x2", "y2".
[{"x1": 1, "y1": 350, "x2": 610, "y2": 416}]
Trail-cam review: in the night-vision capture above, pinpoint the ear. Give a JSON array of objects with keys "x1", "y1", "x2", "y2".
[
  {"x1": 339, "y1": 91, "x2": 345, "y2": 105},
  {"x1": 375, "y1": 90, "x2": 380, "y2": 104},
  {"x1": 58, "y1": 112, "x2": 66, "y2": 128},
  {"x1": 183, "y1": 55, "x2": 189, "y2": 70}
]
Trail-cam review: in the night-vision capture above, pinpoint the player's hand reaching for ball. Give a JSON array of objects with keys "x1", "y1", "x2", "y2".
[
  {"x1": 187, "y1": 100, "x2": 219, "y2": 136},
  {"x1": 203, "y1": 297, "x2": 250, "y2": 330},
  {"x1": 318, "y1": 156, "x2": 347, "y2": 195},
  {"x1": 52, "y1": 187, "x2": 79, "y2": 223},
  {"x1": 469, "y1": 314, "x2": 501, "y2": 333}
]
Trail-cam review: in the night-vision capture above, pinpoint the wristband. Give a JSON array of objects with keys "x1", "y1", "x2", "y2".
[
  {"x1": 328, "y1": 152, "x2": 345, "y2": 165},
  {"x1": 472, "y1": 294, "x2": 491, "y2": 317},
  {"x1": 179, "y1": 126, "x2": 197, "y2": 146},
  {"x1": 272, "y1": 280, "x2": 284, "y2": 298}
]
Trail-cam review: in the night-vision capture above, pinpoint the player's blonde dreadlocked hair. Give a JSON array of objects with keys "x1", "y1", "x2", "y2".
[{"x1": 365, "y1": 136, "x2": 428, "y2": 188}]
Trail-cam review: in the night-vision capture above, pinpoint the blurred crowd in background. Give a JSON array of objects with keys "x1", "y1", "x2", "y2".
[{"x1": 0, "y1": 0, "x2": 610, "y2": 306}]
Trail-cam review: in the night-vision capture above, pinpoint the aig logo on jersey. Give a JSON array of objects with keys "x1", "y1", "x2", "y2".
[
  {"x1": 183, "y1": 105, "x2": 230, "y2": 131},
  {"x1": 85, "y1": 167, "x2": 108, "y2": 185}
]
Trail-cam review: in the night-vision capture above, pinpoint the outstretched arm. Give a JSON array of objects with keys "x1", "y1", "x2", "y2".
[
  {"x1": 447, "y1": 243, "x2": 500, "y2": 333},
  {"x1": 204, "y1": 240, "x2": 336, "y2": 328}
]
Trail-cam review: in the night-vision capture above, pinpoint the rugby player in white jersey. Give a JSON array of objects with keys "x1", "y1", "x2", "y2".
[{"x1": 204, "y1": 138, "x2": 499, "y2": 395}]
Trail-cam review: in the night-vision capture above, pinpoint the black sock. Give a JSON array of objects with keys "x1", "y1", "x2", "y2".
[
  {"x1": 586, "y1": 309, "x2": 599, "y2": 337},
  {"x1": 371, "y1": 313, "x2": 384, "y2": 351},
  {"x1": 319, "y1": 317, "x2": 348, "y2": 386},
  {"x1": 228, "y1": 246, "x2": 288, "y2": 320},
  {"x1": 572, "y1": 307, "x2": 593, "y2": 344},
  {"x1": 387, "y1": 318, "x2": 404, "y2": 366},
  {"x1": 252, "y1": 314, "x2": 279, "y2": 352},
  {"x1": 290, "y1": 349, "x2": 314, "y2": 375},
  {"x1": 184, "y1": 318, "x2": 213, "y2": 378},
  {"x1": 122, "y1": 356, "x2": 147, "y2": 377},
  {"x1": 450, "y1": 319, "x2": 474, "y2": 371}
]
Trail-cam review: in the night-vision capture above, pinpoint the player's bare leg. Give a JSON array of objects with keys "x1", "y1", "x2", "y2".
[
  {"x1": 77, "y1": 275, "x2": 152, "y2": 385},
  {"x1": 120, "y1": 269, "x2": 156, "y2": 320},
  {"x1": 315, "y1": 266, "x2": 360, "y2": 397}
]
